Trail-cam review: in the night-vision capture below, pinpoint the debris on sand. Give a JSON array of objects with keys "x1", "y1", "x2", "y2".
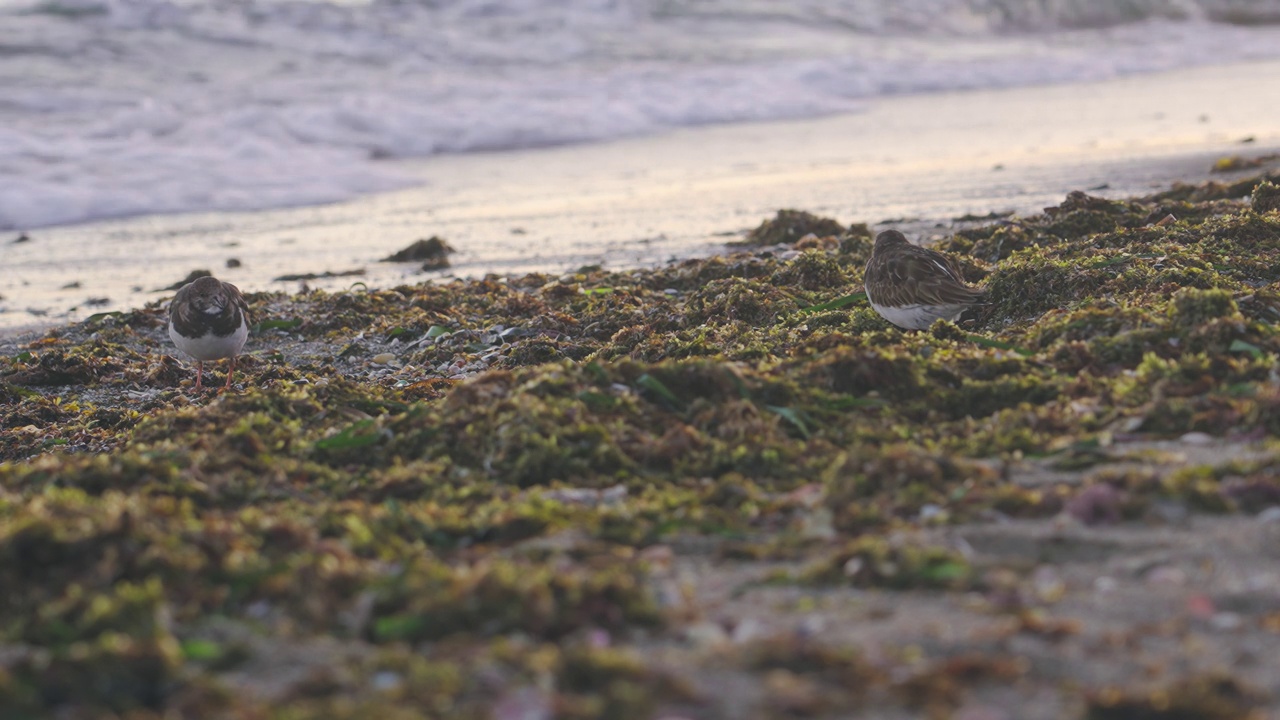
[
  {"x1": 273, "y1": 268, "x2": 366, "y2": 282},
  {"x1": 739, "y1": 209, "x2": 848, "y2": 246},
  {"x1": 158, "y1": 269, "x2": 212, "y2": 292},
  {"x1": 381, "y1": 235, "x2": 455, "y2": 270},
  {"x1": 1253, "y1": 179, "x2": 1280, "y2": 214}
]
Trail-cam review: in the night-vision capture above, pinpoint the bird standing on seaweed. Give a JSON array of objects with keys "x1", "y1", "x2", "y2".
[
  {"x1": 863, "y1": 230, "x2": 986, "y2": 330},
  {"x1": 168, "y1": 276, "x2": 250, "y2": 391}
]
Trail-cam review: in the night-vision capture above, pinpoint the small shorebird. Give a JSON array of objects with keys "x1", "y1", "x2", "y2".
[
  {"x1": 168, "y1": 276, "x2": 249, "y2": 391},
  {"x1": 863, "y1": 230, "x2": 986, "y2": 330}
]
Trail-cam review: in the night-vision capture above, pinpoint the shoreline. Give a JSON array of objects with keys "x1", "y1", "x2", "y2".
[{"x1": 4, "y1": 59, "x2": 1280, "y2": 337}]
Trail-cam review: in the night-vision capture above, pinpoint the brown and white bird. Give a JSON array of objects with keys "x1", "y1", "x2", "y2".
[
  {"x1": 168, "y1": 276, "x2": 249, "y2": 391},
  {"x1": 863, "y1": 230, "x2": 986, "y2": 330}
]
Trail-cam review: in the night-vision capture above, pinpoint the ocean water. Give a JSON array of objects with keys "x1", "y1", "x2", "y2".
[{"x1": 3, "y1": 0, "x2": 1280, "y2": 231}]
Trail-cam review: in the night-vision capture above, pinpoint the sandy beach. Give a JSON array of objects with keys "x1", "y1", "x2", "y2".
[{"x1": 3, "y1": 59, "x2": 1279, "y2": 336}]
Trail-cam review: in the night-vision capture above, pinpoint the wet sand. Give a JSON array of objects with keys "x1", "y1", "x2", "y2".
[{"x1": 2, "y1": 59, "x2": 1279, "y2": 335}]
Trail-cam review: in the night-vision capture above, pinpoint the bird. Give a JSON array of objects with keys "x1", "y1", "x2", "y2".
[
  {"x1": 168, "y1": 276, "x2": 249, "y2": 391},
  {"x1": 863, "y1": 230, "x2": 986, "y2": 330}
]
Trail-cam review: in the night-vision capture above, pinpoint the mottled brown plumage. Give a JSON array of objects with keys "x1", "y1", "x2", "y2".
[
  {"x1": 168, "y1": 276, "x2": 250, "y2": 391},
  {"x1": 863, "y1": 230, "x2": 986, "y2": 330}
]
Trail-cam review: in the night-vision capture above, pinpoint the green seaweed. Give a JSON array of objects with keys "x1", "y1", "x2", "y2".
[{"x1": 4, "y1": 171, "x2": 1280, "y2": 717}]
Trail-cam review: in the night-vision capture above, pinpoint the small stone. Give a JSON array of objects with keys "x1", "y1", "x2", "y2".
[
  {"x1": 1210, "y1": 612, "x2": 1243, "y2": 631},
  {"x1": 1033, "y1": 567, "x2": 1066, "y2": 603},
  {"x1": 588, "y1": 629, "x2": 610, "y2": 648},
  {"x1": 1146, "y1": 499, "x2": 1190, "y2": 525},
  {"x1": 1145, "y1": 566, "x2": 1187, "y2": 586},
  {"x1": 797, "y1": 615, "x2": 824, "y2": 637},
  {"x1": 731, "y1": 618, "x2": 765, "y2": 644},
  {"x1": 371, "y1": 353, "x2": 396, "y2": 365},
  {"x1": 1179, "y1": 431, "x2": 1214, "y2": 446},
  {"x1": 919, "y1": 503, "x2": 946, "y2": 522},
  {"x1": 599, "y1": 484, "x2": 628, "y2": 504},
  {"x1": 543, "y1": 487, "x2": 599, "y2": 506},
  {"x1": 1094, "y1": 576, "x2": 1118, "y2": 594},
  {"x1": 638, "y1": 544, "x2": 673, "y2": 567},
  {"x1": 1257, "y1": 506, "x2": 1280, "y2": 523},
  {"x1": 1186, "y1": 593, "x2": 1216, "y2": 619},
  {"x1": 1065, "y1": 483, "x2": 1122, "y2": 526},
  {"x1": 372, "y1": 671, "x2": 402, "y2": 692},
  {"x1": 683, "y1": 621, "x2": 729, "y2": 648}
]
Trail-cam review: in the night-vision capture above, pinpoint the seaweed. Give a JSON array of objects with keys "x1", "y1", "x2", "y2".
[{"x1": 4, "y1": 171, "x2": 1280, "y2": 717}]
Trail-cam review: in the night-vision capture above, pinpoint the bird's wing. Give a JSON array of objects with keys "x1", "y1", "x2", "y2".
[
  {"x1": 168, "y1": 283, "x2": 202, "y2": 333},
  {"x1": 227, "y1": 282, "x2": 250, "y2": 327},
  {"x1": 886, "y1": 246, "x2": 986, "y2": 306}
]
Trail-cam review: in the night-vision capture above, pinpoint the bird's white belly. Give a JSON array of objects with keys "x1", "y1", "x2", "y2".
[
  {"x1": 169, "y1": 319, "x2": 248, "y2": 361},
  {"x1": 870, "y1": 301, "x2": 964, "y2": 331}
]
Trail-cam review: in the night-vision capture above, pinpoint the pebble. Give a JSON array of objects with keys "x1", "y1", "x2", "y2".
[
  {"x1": 540, "y1": 484, "x2": 628, "y2": 508},
  {"x1": 1032, "y1": 567, "x2": 1066, "y2": 603},
  {"x1": 1210, "y1": 612, "x2": 1244, "y2": 631},
  {"x1": 587, "y1": 629, "x2": 611, "y2": 648},
  {"x1": 1145, "y1": 566, "x2": 1187, "y2": 586},
  {"x1": 371, "y1": 671, "x2": 403, "y2": 692},
  {"x1": 919, "y1": 503, "x2": 945, "y2": 522},
  {"x1": 1185, "y1": 593, "x2": 1216, "y2": 619},
  {"x1": 371, "y1": 353, "x2": 397, "y2": 365},
  {"x1": 599, "y1": 484, "x2": 628, "y2": 505},
  {"x1": 797, "y1": 615, "x2": 825, "y2": 637},
  {"x1": 1146, "y1": 499, "x2": 1190, "y2": 525},
  {"x1": 638, "y1": 544, "x2": 673, "y2": 566},
  {"x1": 1256, "y1": 506, "x2": 1280, "y2": 524},
  {"x1": 1179, "y1": 431, "x2": 1214, "y2": 446},
  {"x1": 683, "y1": 621, "x2": 729, "y2": 648},
  {"x1": 731, "y1": 618, "x2": 765, "y2": 644}
]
